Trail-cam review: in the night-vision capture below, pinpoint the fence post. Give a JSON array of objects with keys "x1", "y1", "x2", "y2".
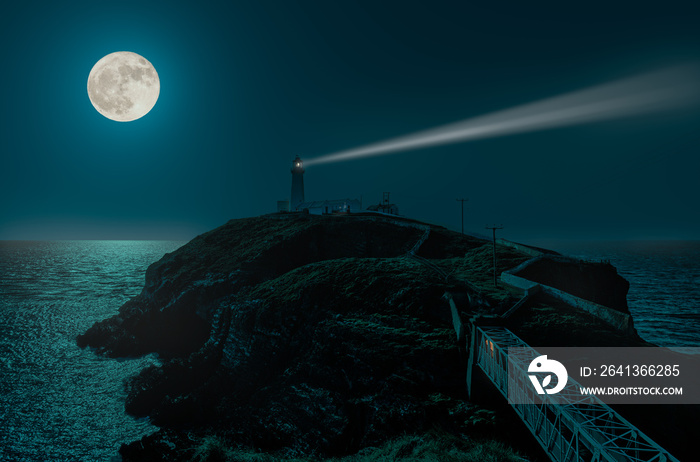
[{"x1": 466, "y1": 319, "x2": 477, "y2": 400}]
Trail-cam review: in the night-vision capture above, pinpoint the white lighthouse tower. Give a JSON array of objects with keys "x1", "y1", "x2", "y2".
[{"x1": 290, "y1": 156, "x2": 305, "y2": 211}]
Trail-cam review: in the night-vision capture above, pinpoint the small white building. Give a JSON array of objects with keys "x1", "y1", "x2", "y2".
[{"x1": 296, "y1": 198, "x2": 362, "y2": 215}]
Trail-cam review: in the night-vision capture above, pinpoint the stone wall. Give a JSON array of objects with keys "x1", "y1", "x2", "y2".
[{"x1": 501, "y1": 258, "x2": 635, "y2": 334}]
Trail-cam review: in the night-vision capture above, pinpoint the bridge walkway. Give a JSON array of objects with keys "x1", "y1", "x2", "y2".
[{"x1": 469, "y1": 324, "x2": 679, "y2": 462}]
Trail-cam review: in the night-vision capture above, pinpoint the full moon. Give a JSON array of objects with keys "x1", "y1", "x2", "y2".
[{"x1": 87, "y1": 51, "x2": 160, "y2": 122}]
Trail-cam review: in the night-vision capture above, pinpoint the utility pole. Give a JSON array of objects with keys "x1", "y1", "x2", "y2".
[
  {"x1": 456, "y1": 198, "x2": 468, "y2": 235},
  {"x1": 485, "y1": 225, "x2": 503, "y2": 287}
]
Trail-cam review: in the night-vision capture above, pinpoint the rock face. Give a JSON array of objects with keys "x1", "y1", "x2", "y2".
[
  {"x1": 78, "y1": 214, "x2": 651, "y2": 461},
  {"x1": 514, "y1": 255, "x2": 630, "y2": 312},
  {"x1": 77, "y1": 215, "x2": 425, "y2": 358}
]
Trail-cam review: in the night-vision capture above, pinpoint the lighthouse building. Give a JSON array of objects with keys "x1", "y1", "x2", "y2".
[
  {"x1": 290, "y1": 155, "x2": 305, "y2": 210},
  {"x1": 284, "y1": 156, "x2": 362, "y2": 215}
]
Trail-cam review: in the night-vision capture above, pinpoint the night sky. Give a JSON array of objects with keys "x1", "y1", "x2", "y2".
[{"x1": 2, "y1": 1, "x2": 700, "y2": 241}]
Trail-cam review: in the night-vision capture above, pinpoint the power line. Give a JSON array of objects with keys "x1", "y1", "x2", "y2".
[
  {"x1": 456, "y1": 198, "x2": 468, "y2": 235},
  {"x1": 485, "y1": 225, "x2": 504, "y2": 286}
]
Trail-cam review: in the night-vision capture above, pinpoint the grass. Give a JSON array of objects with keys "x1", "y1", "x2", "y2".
[
  {"x1": 189, "y1": 432, "x2": 524, "y2": 462},
  {"x1": 435, "y1": 243, "x2": 530, "y2": 303},
  {"x1": 341, "y1": 433, "x2": 523, "y2": 462}
]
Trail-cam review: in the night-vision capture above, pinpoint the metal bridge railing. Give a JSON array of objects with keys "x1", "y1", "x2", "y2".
[{"x1": 473, "y1": 325, "x2": 679, "y2": 462}]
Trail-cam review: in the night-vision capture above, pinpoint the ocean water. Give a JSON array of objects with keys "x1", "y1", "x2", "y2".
[
  {"x1": 532, "y1": 240, "x2": 700, "y2": 348},
  {"x1": 0, "y1": 240, "x2": 698, "y2": 460},
  {"x1": 0, "y1": 240, "x2": 184, "y2": 461}
]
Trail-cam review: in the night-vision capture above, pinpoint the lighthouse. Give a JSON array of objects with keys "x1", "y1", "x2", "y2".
[
  {"x1": 281, "y1": 155, "x2": 363, "y2": 214},
  {"x1": 290, "y1": 156, "x2": 305, "y2": 211}
]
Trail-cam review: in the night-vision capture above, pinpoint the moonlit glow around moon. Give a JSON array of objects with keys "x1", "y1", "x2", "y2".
[{"x1": 87, "y1": 51, "x2": 160, "y2": 122}]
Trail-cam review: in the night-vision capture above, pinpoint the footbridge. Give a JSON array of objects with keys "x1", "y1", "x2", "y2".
[
  {"x1": 402, "y1": 225, "x2": 680, "y2": 462},
  {"x1": 467, "y1": 321, "x2": 680, "y2": 462}
]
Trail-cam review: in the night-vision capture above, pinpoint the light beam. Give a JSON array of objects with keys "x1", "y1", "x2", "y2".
[{"x1": 305, "y1": 65, "x2": 700, "y2": 167}]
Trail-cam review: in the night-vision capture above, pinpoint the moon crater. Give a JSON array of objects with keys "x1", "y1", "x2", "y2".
[{"x1": 87, "y1": 51, "x2": 160, "y2": 122}]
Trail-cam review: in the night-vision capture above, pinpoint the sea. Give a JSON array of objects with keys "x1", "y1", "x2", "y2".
[
  {"x1": 0, "y1": 239, "x2": 698, "y2": 460},
  {"x1": 0, "y1": 241, "x2": 184, "y2": 461}
]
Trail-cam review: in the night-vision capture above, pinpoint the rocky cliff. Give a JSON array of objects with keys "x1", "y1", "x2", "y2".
[{"x1": 78, "y1": 213, "x2": 684, "y2": 461}]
